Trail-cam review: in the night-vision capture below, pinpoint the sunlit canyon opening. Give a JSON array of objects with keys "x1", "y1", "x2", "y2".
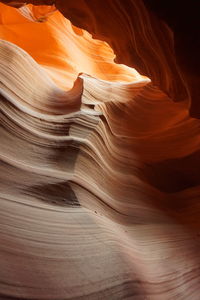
[{"x1": 0, "y1": 1, "x2": 200, "y2": 299}]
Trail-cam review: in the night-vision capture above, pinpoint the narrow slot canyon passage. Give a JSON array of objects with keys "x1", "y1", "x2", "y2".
[{"x1": 0, "y1": 1, "x2": 200, "y2": 299}]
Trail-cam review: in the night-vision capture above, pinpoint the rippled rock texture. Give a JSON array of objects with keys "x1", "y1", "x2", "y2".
[{"x1": 0, "y1": 1, "x2": 200, "y2": 299}]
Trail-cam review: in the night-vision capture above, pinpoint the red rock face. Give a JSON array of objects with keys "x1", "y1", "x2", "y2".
[{"x1": 0, "y1": 1, "x2": 200, "y2": 299}]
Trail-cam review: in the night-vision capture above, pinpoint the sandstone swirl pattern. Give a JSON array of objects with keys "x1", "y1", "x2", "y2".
[{"x1": 0, "y1": 2, "x2": 200, "y2": 300}]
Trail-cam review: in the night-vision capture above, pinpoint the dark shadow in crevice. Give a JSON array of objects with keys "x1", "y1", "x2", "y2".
[
  {"x1": 24, "y1": 181, "x2": 80, "y2": 207},
  {"x1": 141, "y1": 149, "x2": 200, "y2": 193}
]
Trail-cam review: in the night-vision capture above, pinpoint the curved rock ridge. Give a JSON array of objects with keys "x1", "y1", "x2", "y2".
[
  {"x1": 0, "y1": 2, "x2": 200, "y2": 300},
  {"x1": 0, "y1": 2, "x2": 149, "y2": 90}
]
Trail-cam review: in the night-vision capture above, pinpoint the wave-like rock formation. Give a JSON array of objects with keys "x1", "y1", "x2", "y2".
[{"x1": 0, "y1": 1, "x2": 200, "y2": 299}]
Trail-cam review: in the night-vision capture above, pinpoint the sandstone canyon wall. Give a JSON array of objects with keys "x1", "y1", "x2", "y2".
[{"x1": 0, "y1": 1, "x2": 200, "y2": 299}]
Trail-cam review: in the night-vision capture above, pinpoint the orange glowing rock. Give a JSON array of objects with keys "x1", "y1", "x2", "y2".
[
  {"x1": 0, "y1": 1, "x2": 200, "y2": 299},
  {"x1": 0, "y1": 3, "x2": 149, "y2": 90}
]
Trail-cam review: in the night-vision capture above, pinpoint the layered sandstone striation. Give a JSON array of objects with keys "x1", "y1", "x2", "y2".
[{"x1": 0, "y1": 1, "x2": 200, "y2": 299}]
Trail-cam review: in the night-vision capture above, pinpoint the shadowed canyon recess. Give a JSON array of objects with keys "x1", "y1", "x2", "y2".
[{"x1": 0, "y1": 1, "x2": 200, "y2": 299}]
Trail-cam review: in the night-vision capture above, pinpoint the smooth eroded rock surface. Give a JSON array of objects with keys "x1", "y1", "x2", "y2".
[{"x1": 0, "y1": 1, "x2": 200, "y2": 299}]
